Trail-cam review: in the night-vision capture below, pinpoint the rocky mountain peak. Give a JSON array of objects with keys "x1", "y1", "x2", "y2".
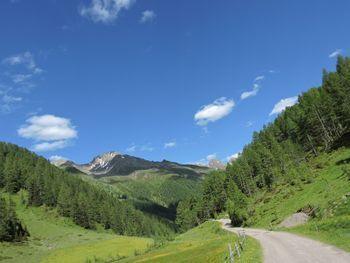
[{"x1": 89, "y1": 151, "x2": 121, "y2": 171}]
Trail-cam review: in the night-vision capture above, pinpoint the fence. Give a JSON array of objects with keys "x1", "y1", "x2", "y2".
[{"x1": 226, "y1": 230, "x2": 246, "y2": 263}]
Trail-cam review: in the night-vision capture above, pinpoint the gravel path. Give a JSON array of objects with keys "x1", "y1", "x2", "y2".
[{"x1": 219, "y1": 219, "x2": 350, "y2": 263}]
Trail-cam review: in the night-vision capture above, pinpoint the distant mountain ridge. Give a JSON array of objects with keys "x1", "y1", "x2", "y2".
[{"x1": 52, "y1": 151, "x2": 210, "y2": 177}]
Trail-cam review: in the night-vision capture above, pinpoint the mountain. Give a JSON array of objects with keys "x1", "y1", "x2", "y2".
[
  {"x1": 208, "y1": 159, "x2": 226, "y2": 170},
  {"x1": 53, "y1": 152, "x2": 210, "y2": 178}
]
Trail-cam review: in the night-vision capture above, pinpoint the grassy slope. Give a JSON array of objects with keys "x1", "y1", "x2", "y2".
[
  {"x1": 250, "y1": 147, "x2": 350, "y2": 251},
  {"x1": 118, "y1": 221, "x2": 262, "y2": 263},
  {"x1": 101, "y1": 170, "x2": 202, "y2": 207},
  {"x1": 0, "y1": 192, "x2": 153, "y2": 263}
]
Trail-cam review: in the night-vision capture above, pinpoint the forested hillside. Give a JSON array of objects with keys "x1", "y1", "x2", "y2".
[
  {"x1": 176, "y1": 56, "x2": 350, "y2": 231},
  {"x1": 0, "y1": 142, "x2": 174, "y2": 241}
]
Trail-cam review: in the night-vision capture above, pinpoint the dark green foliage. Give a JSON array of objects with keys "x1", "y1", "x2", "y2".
[
  {"x1": 176, "y1": 57, "x2": 350, "y2": 229},
  {"x1": 176, "y1": 171, "x2": 247, "y2": 231},
  {"x1": 225, "y1": 178, "x2": 248, "y2": 226},
  {"x1": 0, "y1": 142, "x2": 173, "y2": 239},
  {"x1": 226, "y1": 56, "x2": 350, "y2": 194},
  {"x1": 0, "y1": 194, "x2": 29, "y2": 242},
  {"x1": 175, "y1": 195, "x2": 200, "y2": 231}
]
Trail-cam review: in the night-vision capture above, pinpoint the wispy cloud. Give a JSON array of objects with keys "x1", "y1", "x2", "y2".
[
  {"x1": 80, "y1": 0, "x2": 135, "y2": 24},
  {"x1": 329, "y1": 49, "x2": 342, "y2": 58},
  {"x1": 164, "y1": 141, "x2": 176, "y2": 149},
  {"x1": 0, "y1": 51, "x2": 44, "y2": 113},
  {"x1": 270, "y1": 96, "x2": 298, "y2": 116},
  {"x1": 245, "y1": 121, "x2": 253, "y2": 128},
  {"x1": 18, "y1": 114, "x2": 78, "y2": 152},
  {"x1": 11, "y1": 74, "x2": 33, "y2": 84},
  {"x1": 194, "y1": 97, "x2": 235, "y2": 126},
  {"x1": 126, "y1": 145, "x2": 136, "y2": 152},
  {"x1": 3, "y1": 51, "x2": 42, "y2": 74},
  {"x1": 241, "y1": 83, "x2": 259, "y2": 100},
  {"x1": 254, "y1": 75, "x2": 265, "y2": 82},
  {"x1": 126, "y1": 143, "x2": 154, "y2": 153},
  {"x1": 140, "y1": 145, "x2": 154, "y2": 151},
  {"x1": 0, "y1": 90, "x2": 23, "y2": 114},
  {"x1": 140, "y1": 10, "x2": 156, "y2": 23}
]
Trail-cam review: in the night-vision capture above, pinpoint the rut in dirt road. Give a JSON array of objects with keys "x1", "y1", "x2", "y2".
[{"x1": 219, "y1": 219, "x2": 350, "y2": 263}]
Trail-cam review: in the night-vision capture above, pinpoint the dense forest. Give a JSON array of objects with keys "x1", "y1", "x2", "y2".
[
  {"x1": 0, "y1": 142, "x2": 174, "y2": 242},
  {"x1": 176, "y1": 56, "x2": 350, "y2": 231}
]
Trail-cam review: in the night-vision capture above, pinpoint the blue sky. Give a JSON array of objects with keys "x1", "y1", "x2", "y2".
[{"x1": 1, "y1": 0, "x2": 349, "y2": 164}]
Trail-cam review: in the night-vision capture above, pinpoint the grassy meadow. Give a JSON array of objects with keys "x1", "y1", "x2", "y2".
[
  {"x1": 0, "y1": 192, "x2": 153, "y2": 263},
  {"x1": 118, "y1": 221, "x2": 262, "y2": 263}
]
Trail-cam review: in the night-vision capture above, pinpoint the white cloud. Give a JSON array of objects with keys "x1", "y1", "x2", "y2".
[
  {"x1": 2, "y1": 51, "x2": 42, "y2": 74},
  {"x1": 2, "y1": 94, "x2": 22, "y2": 103},
  {"x1": 270, "y1": 96, "x2": 298, "y2": 116},
  {"x1": 140, "y1": 145, "x2": 154, "y2": 151},
  {"x1": 49, "y1": 155, "x2": 68, "y2": 162},
  {"x1": 12, "y1": 74, "x2": 32, "y2": 84},
  {"x1": 226, "y1": 152, "x2": 240, "y2": 162},
  {"x1": 1, "y1": 51, "x2": 43, "y2": 104},
  {"x1": 194, "y1": 97, "x2": 235, "y2": 126},
  {"x1": 140, "y1": 10, "x2": 156, "y2": 23},
  {"x1": 126, "y1": 145, "x2": 136, "y2": 152},
  {"x1": 33, "y1": 141, "x2": 68, "y2": 152},
  {"x1": 206, "y1": 153, "x2": 217, "y2": 161},
  {"x1": 254, "y1": 75, "x2": 265, "y2": 82},
  {"x1": 0, "y1": 91, "x2": 22, "y2": 114},
  {"x1": 329, "y1": 49, "x2": 342, "y2": 58},
  {"x1": 245, "y1": 121, "x2": 253, "y2": 127},
  {"x1": 18, "y1": 114, "x2": 77, "y2": 152},
  {"x1": 126, "y1": 143, "x2": 154, "y2": 152},
  {"x1": 18, "y1": 115, "x2": 77, "y2": 141},
  {"x1": 80, "y1": 0, "x2": 135, "y2": 24},
  {"x1": 241, "y1": 84, "x2": 259, "y2": 100},
  {"x1": 164, "y1": 142, "x2": 176, "y2": 149}
]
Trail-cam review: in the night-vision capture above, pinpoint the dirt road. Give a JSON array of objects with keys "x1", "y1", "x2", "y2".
[{"x1": 219, "y1": 219, "x2": 350, "y2": 263}]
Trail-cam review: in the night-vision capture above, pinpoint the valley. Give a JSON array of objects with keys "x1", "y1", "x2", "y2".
[{"x1": 1, "y1": 57, "x2": 350, "y2": 263}]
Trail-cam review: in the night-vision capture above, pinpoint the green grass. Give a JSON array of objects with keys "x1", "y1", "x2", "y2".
[
  {"x1": 286, "y1": 215, "x2": 350, "y2": 251},
  {"x1": 249, "y1": 147, "x2": 350, "y2": 251},
  {"x1": 0, "y1": 192, "x2": 153, "y2": 263},
  {"x1": 41, "y1": 236, "x2": 152, "y2": 263},
  {"x1": 118, "y1": 221, "x2": 262, "y2": 263}
]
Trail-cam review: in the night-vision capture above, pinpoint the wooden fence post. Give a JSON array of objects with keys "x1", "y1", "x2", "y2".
[
  {"x1": 234, "y1": 242, "x2": 241, "y2": 258},
  {"x1": 228, "y1": 242, "x2": 234, "y2": 263}
]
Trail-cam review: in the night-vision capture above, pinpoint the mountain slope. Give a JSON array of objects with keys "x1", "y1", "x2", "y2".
[
  {"x1": 0, "y1": 142, "x2": 175, "y2": 239},
  {"x1": 54, "y1": 152, "x2": 209, "y2": 177},
  {"x1": 53, "y1": 152, "x2": 211, "y2": 221}
]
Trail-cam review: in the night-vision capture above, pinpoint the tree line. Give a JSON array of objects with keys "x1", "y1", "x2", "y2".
[
  {"x1": 0, "y1": 142, "x2": 174, "y2": 242},
  {"x1": 176, "y1": 56, "x2": 350, "y2": 231}
]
